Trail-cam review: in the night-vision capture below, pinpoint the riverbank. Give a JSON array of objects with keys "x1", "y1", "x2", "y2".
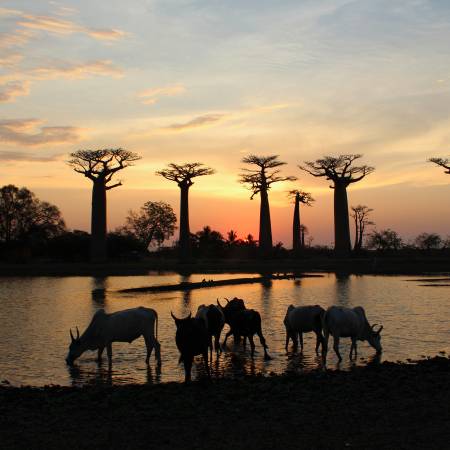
[
  {"x1": 1, "y1": 356, "x2": 448, "y2": 449},
  {"x1": 0, "y1": 255, "x2": 449, "y2": 277}
]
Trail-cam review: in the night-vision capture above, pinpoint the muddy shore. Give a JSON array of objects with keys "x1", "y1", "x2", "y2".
[{"x1": 1, "y1": 356, "x2": 449, "y2": 449}]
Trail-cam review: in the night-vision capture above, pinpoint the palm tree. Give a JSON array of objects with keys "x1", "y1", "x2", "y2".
[
  {"x1": 68, "y1": 148, "x2": 141, "y2": 262},
  {"x1": 239, "y1": 155, "x2": 296, "y2": 257},
  {"x1": 156, "y1": 162, "x2": 214, "y2": 261},
  {"x1": 299, "y1": 154, "x2": 374, "y2": 257}
]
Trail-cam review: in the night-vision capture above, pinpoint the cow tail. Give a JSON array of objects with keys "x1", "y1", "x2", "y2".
[{"x1": 154, "y1": 309, "x2": 158, "y2": 341}]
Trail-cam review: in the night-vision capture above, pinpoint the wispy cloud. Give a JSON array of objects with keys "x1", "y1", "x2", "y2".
[
  {"x1": 0, "y1": 7, "x2": 125, "y2": 42},
  {"x1": 164, "y1": 114, "x2": 226, "y2": 131},
  {"x1": 0, "y1": 119, "x2": 83, "y2": 146},
  {"x1": 138, "y1": 84, "x2": 186, "y2": 105},
  {"x1": 0, "y1": 81, "x2": 30, "y2": 103},
  {"x1": 0, "y1": 52, "x2": 23, "y2": 67},
  {"x1": 0, "y1": 150, "x2": 62, "y2": 162},
  {"x1": 0, "y1": 29, "x2": 33, "y2": 49}
]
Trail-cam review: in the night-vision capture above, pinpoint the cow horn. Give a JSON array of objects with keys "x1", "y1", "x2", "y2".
[
  {"x1": 225, "y1": 297, "x2": 230, "y2": 304},
  {"x1": 171, "y1": 311, "x2": 178, "y2": 321},
  {"x1": 377, "y1": 325, "x2": 383, "y2": 334},
  {"x1": 371, "y1": 323, "x2": 378, "y2": 330},
  {"x1": 70, "y1": 328, "x2": 75, "y2": 342},
  {"x1": 76, "y1": 326, "x2": 80, "y2": 339}
]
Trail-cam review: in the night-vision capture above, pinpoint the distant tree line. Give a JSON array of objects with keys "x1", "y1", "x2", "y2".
[{"x1": 0, "y1": 150, "x2": 448, "y2": 262}]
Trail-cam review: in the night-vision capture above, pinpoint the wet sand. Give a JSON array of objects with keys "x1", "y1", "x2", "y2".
[{"x1": 1, "y1": 356, "x2": 449, "y2": 449}]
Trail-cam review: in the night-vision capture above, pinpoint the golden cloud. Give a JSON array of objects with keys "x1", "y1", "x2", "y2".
[
  {"x1": 164, "y1": 114, "x2": 226, "y2": 131},
  {"x1": 0, "y1": 119, "x2": 83, "y2": 146},
  {"x1": 0, "y1": 81, "x2": 30, "y2": 103},
  {"x1": 138, "y1": 84, "x2": 186, "y2": 105},
  {"x1": 0, "y1": 150, "x2": 63, "y2": 162}
]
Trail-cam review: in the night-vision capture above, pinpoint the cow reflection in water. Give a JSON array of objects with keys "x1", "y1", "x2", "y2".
[
  {"x1": 66, "y1": 307, "x2": 161, "y2": 367},
  {"x1": 171, "y1": 312, "x2": 210, "y2": 383}
]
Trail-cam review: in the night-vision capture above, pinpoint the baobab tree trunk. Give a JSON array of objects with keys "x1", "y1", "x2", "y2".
[
  {"x1": 358, "y1": 221, "x2": 364, "y2": 251},
  {"x1": 179, "y1": 185, "x2": 191, "y2": 261},
  {"x1": 91, "y1": 180, "x2": 107, "y2": 263},
  {"x1": 292, "y1": 196, "x2": 301, "y2": 253},
  {"x1": 353, "y1": 214, "x2": 359, "y2": 251},
  {"x1": 259, "y1": 188, "x2": 273, "y2": 256},
  {"x1": 334, "y1": 183, "x2": 351, "y2": 257}
]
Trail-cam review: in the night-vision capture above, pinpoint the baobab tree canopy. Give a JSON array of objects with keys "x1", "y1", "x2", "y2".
[
  {"x1": 287, "y1": 189, "x2": 314, "y2": 205},
  {"x1": 239, "y1": 155, "x2": 296, "y2": 199},
  {"x1": 298, "y1": 154, "x2": 374, "y2": 187},
  {"x1": 156, "y1": 162, "x2": 215, "y2": 187},
  {"x1": 68, "y1": 149, "x2": 141, "y2": 189},
  {"x1": 428, "y1": 157, "x2": 450, "y2": 174}
]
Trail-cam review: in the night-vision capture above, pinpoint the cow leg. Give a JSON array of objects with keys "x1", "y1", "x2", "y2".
[
  {"x1": 314, "y1": 331, "x2": 323, "y2": 354},
  {"x1": 350, "y1": 337, "x2": 357, "y2": 360},
  {"x1": 332, "y1": 335, "x2": 342, "y2": 362},
  {"x1": 248, "y1": 335, "x2": 256, "y2": 358},
  {"x1": 183, "y1": 356, "x2": 193, "y2": 383},
  {"x1": 97, "y1": 346, "x2": 104, "y2": 362},
  {"x1": 144, "y1": 335, "x2": 154, "y2": 365},
  {"x1": 322, "y1": 330, "x2": 329, "y2": 361},
  {"x1": 257, "y1": 331, "x2": 271, "y2": 360},
  {"x1": 285, "y1": 330, "x2": 290, "y2": 351},
  {"x1": 223, "y1": 329, "x2": 233, "y2": 348},
  {"x1": 203, "y1": 349, "x2": 211, "y2": 378},
  {"x1": 106, "y1": 343, "x2": 113, "y2": 365},
  {"x1": 214, "y1": 333, "x2": 221, "y2": 354},
  {"x1": 209, "y1": 335, "x2": 213, "y2": 361},
  {"x1": 153, "y1": 338, "x2": 162, "y2": 366},
  {"x1": 299, "y1": 332, "x2": 304, "y2": 352},
  {"x1": 243, "y1": 336, "x2": 247, "y2": 349}
]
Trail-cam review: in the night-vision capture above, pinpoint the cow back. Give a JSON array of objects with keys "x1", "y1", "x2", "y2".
[{"x1": 286, "y1": 305, "x2": 324, "y2": 333}]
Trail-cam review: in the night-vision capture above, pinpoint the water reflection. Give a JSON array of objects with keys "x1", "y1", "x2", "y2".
[{"x1": 91, "y1": 277, "x2": 108, "y2": 307}]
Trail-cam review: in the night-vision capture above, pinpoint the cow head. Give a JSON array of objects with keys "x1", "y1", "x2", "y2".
[
  {"x1": 66, "y1": 327, "x2": 83, "y2": 365},
  {"x1": 171, "y1": 311, "x2": 192, "y2": 327},
  {"x1": 217, "y1": 297, "x2": 245, "y2": 323},
  {"x1": 367, "y1": 324, "x2": 383, "y2": 353}
]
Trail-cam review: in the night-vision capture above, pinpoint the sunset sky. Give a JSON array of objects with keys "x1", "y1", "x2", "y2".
[{"x1": 1, "y1": 0, "x2": 449, "y2": 246}]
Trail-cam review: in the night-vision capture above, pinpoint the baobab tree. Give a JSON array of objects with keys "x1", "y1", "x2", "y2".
[
  {"x1": 68, "y1": 148, "x2": 141, "y2": 262},
  {"x1": 350, "y1": 205, "x2": 374, "y2": 251},
  {"x1": 299, "y1": 154, "x2": 374, "y2": 257},
  {"x1": 288, "y1": 189, "x2": 314, "y2": 253},
  {"x1": 428, "y1": 157, "x2": 450, "y2": 174},
  {"x1": 299, "y1": 224, "x2": 308, "y2": 248},
  {"x1": 156, "y1": 162, "x2": 214, "y2": 261},
  {"x1": 239, "y1": 155, "x2": 296, "y2": 256}
]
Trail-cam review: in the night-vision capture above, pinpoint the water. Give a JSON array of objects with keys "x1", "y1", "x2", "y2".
[{"x1": 0, "y1": 273, "x2": 448, "y2": 386}]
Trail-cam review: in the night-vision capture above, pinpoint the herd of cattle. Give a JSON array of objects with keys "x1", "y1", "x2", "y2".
[{"x1": 66, "y1": 299, "x2": 384, "y2": 382}]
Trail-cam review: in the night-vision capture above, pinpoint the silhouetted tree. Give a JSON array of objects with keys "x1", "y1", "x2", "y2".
[
  {"x1": 239, "y1": 155, "x2": 296, "y2": 257},
  {"x1": 195, "y1": 225, "x2": 225, "y2": 257},
  {"x1": 156, "y1": 162, "x2": 214, "y2": 261},
  {"x1": 428, "y1": 157, "x2": 450, "y2": 174},
  {"x1": 68, "y1": 149, "x2": 141, "y2": 262},
  {"x1": 0, "y1": 184, "x2": 65, "y2": 242},
  {"x1": 367, "y1": 229, "x2": 402, "y2": 252},
  {"x1": 414, "y1": 232, "x2": 442, "y2": 250},
  {"x1": 299, "y1": 154, "x2": 374, "y2": 257},
  {"x1": 299, "y1": 224, "x2": 308, "y2": 248},
  {"x1": 288, "y1": 189, "x2": 314, "y2": 252},
  {"x1": 227, "y1": 230, "x2": 238, "y2": 245},
  {"x1": 350, "y1": 205, "x2": 374, "y2": 251},
  {"x1": 120, "y1": 201, "x2": 176, "y2": 250}
]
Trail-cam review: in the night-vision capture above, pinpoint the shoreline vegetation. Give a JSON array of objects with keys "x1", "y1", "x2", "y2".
[
  {"x1": 0, "y1": 255, "x2": 449, "y2": 277},
  {"x1": 1, "y1": 356, "x2": 448, "y2": 449}
]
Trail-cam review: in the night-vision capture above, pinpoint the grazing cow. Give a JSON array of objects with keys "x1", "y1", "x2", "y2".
[
  {"x1": 195, "y1": 303, "x2": 225, "y2": 358},
  {"x1": 171, "y1": 312, "x2": 210, "y2": 382},
  {"x1": 322, "y1": 305, "x2": 383, "y2": 361},
  {"x1": 66, "y1": 307, "x2": 161, "y2": 366},
  {"x1": 217, "y1": 298, "x2": 271, "y2": 360},
  {"x1": 283, "y1": 304, "x2": 325, "y2": 353}
]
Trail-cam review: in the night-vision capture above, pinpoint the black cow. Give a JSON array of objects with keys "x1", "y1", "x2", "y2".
[
  {"x1": 217, "y1": 298, "x2": 271, "y2": 360},
  {"x1": 171, "y1": 312, "x2": 210, "y2": 382},
  {"x1": 195, "y1": 304, "x2": 225, "y2": 358}
]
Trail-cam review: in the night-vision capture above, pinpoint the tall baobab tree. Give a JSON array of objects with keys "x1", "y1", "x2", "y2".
[
  {"x1": 299, "y1": 224, "x2": 309, "y2": 248},
  {"x1": 428, "y1": 157, "x2": 450, "y2": 175},
  {"x1": 68, "y1": 148, "x2": 141, "y2": 262},
  {"x1": 156, "y1": 162, "x2": 214, "y2": 261},
  {"x1": 350, "y1": 205, "x2": 374, "y2": 251},
  {"x1": 287, "y1": 189, "x2": 314, "y2": 253},
  {"x1": 299, "y1": 154, "x2": 374, "y2": 257},
  {"x1": 239, "y1": 155, "x2": 296, "y2": 256}
]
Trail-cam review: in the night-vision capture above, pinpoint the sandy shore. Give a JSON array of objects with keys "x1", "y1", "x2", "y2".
[{"x1": 1, "y1": 356, "x2": 449, "y2": 449}]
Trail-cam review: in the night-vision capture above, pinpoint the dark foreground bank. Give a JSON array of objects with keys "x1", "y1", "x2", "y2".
[{"x1": 1, "y1": 357, "x2": 449, "y2": 450}]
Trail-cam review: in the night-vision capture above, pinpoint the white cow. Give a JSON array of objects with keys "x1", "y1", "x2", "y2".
[
  {"x1": 283, "y1": 304, "x2": 325, "y2": 353},
  {"x1": 66, "y1": 307, "x2": 161, "y2": 366},
  {"x1": 322, "y1": 305, "x2": 383, "y2": 361}
]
